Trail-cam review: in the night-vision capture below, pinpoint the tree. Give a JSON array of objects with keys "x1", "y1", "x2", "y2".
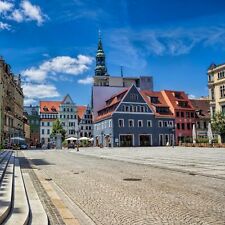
[
  {"x1": 51, "y1": 119, "x2": 66, "y2": 141},
  {"x1": 211, "y1": 112, "x2": 225, "y2": 143}
]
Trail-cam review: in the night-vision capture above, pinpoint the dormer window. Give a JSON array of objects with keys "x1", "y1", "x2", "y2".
[
  {"x1": 51, "y1": 107, "x2": 56, "y2": 112},
  {"x1": 150, "y1": 97, "x2": 159, "y2": 104},
  {"x1": 174, "y1": 92, "x2": 182, "y2": 99},
  {"x1": 178, "y1": 101, "x2": 188, "y2": 108},
  {"x1": 156, "y1": 107, "x2": 169, "y2": 114},
  {"x1": 43, "y1": 106, "x2": 48, "y2": 111}
]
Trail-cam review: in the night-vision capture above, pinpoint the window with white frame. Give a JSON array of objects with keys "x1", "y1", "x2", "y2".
[
  {"x1": 138, "y1": 120, "x2": 143, "y2": 127},
  {"x1": 128, "y1": 119, "x2": 134, "y2": 127},
  {"x1": 168, "y1": 121, "x2": 173, "y2": 127},
  {"x1": 218, "y1": 71, "x2": 225, "y2": 79},
  {"x1": 164, "y1": 121, "x2": 168, "y2": 127},
  {"x1": 147, "y1": 120, "x2": 152, "y2": 127},
  {"x1": 118, "y1": 119, "x2": 124, "y2": 127},
  {"x1": 220, "y1": 85, "x2": 225, "y2": 98},
  {"x1": 158, "y1": 120, "x2": 163, "y2": 127}
]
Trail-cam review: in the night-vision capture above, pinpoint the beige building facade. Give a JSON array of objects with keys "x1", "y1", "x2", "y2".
[
  {"x1": 0, "y1": 57, "x2": 24, "y2": 146},
  {"x1": 208, "y1": 63, "x2": 225, "y2": 115}
]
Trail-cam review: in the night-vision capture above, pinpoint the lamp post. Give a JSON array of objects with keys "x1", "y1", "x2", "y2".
[
  {"x1": 171, "y1": 124, "x2": 176, "y2": 148},
  {"x1": 101, "y1": 131, "x2": 104, "y2": 148},
  {"x1": 75, "y1": 127, "x2": 80, "y2": 151}
]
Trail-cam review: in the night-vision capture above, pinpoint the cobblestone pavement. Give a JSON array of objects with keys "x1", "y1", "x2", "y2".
[
  {"x1": 76, "y1": 147, "x2": 225, "y2": 179},
  {"x1": 23, "y1": 148, "x2": 225, "y2": 225}
]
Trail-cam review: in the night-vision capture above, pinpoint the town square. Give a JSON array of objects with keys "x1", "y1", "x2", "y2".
[{"x1": 1, "y1": 0, "x2": 225, "y2": 224}]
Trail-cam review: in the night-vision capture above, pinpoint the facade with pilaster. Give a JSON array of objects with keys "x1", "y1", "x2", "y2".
[{"x1": 0, "y1": 57, "x2": 24, "y2": 146}]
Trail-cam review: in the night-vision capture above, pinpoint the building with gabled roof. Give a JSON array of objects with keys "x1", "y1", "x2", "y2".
[
  {"x1": 39, "y1": 100, "x2": 61, "y2": 145},
  {"x1": 78, "y1": 105, "x2": 93, "y2": 138},
  {"x1": 39, "y1": 95, "x2": 79, "y2": 145},
  {"x1": 190, "y1": 98, "x2": 210, "y2": 139},
  {"x1": 162, "y1": 90, "x2": 196, "y2": 144},
  {"x1": 93, "y1": 85, "x2": 175, "y2": 147}
]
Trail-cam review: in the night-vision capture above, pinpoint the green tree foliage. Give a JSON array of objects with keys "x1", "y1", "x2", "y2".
[
  {"x1": 211, "y1": 112, "x2": 225, "y2": 136},
  {"x1": 51, "y1": 119, "x2": 66, "y2": 141}
]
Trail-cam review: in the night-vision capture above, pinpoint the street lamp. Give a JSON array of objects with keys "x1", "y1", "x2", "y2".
[
  {"x1": 75, "y1": 127, "x2": 80, "y2": 151},
  {"x1": 101, "y1": 131, "x2": 104, "y2": 148},
  {"x1": 171, "y1": 124, "x2": 176, "y2": 148}
]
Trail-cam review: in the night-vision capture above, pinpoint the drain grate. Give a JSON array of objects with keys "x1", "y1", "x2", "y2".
[
  {"x1": 45, "y1": 178, "x2": 52, "y2": 181},
  {"x1": 74, "y1": 172, "x2": 79, "y2": 174},
  {"x1": 123, "y1": 178, "x2": 142, "y2": 181},
  {"x1": 189, "y1": 172, "x2": 197, "y2": 176}
]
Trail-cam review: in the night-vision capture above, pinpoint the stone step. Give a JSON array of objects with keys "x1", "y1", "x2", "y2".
[
  {"x1": 0, "y1": 151, "x2": 9, "y2": 164},
  {"x1": 23, "y1": 173, "x2": 48, "y2": 225},
  {"x1": 3, "y1": 158, "x2": 29, "y2": 225},
  {"x1": 0, "y1": 151, "x2": 6, "y2": 156},
  {"x1": 0, "y1": 152, "x2": 12, "y2": 183},
  {"x1": 0, "y1": 154, "x2": 15, "y2": 224}
]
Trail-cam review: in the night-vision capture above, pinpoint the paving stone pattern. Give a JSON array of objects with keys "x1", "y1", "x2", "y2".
[
  {"x1": 18, "y1": 152, "x2": 66, "y2": 225},
  {"x1": 23, "y1": 149, "x2": 225, "y2": 225},
  {"x1": 77, "y1": 147, "x2": 225, "y2": 179}
]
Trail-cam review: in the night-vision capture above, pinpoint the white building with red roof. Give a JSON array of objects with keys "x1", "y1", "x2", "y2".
[{"x1": 39, "y1": 94, "x2": 79, "y2": 145}]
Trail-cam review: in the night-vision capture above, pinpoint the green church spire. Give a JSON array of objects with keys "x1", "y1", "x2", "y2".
[{"x1": 95, "y1": 30, "x2": 108, "y2": 76}]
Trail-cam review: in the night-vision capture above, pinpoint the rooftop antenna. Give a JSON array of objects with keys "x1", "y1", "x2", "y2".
[{"x1": 120, "y1": 66, "x2": 124, "y2": 77}]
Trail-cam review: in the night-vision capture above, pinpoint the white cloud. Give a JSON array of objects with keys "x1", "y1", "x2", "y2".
[
  {"x1": 10, "y1": 9, "x2": 24, "y2": 22},
  {"x1": 109, "y1": 25, "x2": 225, "y2": 58},
  {"x1": 22, "y1": 55, "x2": 93, "y2": 82},
  {"x1": 3, "y1": 0, "x2": 47, "y2": 26},
  {"x1": 78, "y1": 76, "x2": 93, "y2": 84},
  {"x1": 40, "y1": 55, "x2": 93, "y2": 74},
  {"x1": 20, "y1": 0, "x2": 46, "y2": 25},
  {"x1": 22, "y1": 83, "x2": 60, "y2": 105},
  {"x1": 0, "y1": 1, "x2": 13, "y2": 13},
  {"x1": 22, "y1": 68, "x2": 47, "y2": 82},
  {"x1": 0, "y1": 21, "x2": 10, "y2": 30}
]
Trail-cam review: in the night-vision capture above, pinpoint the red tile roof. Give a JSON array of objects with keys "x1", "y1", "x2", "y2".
[
  {"x1": 40, "y1": 101, "x2": 61, "y2": 114},
  {"x1": 77, "y1": 105, "x2": 87, "y2": 120},
  {"x1": 190, "y1": 99, "x2": 210, "y2": 119},
  {"x1": 162, "y1": 90, "x2": 195, "y2": 111},
  {"x1": 141, "y1": 90, "x2": 174, "y2": 118},
  {"x1": 95, "y1": 88, "x2": 129, "y2": 122}
]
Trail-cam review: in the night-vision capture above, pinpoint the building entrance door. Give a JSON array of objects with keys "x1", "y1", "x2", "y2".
[
  {"x1": 140, "y1": 135, "x2": 151, "y2": 146},
  {"x1": 159, "y1": 134, "x2": 164, "y2": 146},
  {"x1": 120, "y1": 135, "x2": 133, "y2": 147}
]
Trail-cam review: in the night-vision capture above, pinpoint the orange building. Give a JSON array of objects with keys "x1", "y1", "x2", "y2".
[{"x1": 162, "y1": 90, "x2": 196, "y2": 144}]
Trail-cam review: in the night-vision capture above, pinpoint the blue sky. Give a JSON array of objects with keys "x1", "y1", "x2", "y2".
[{"x1": 1, "y1": 0, "x2": 225, "y2": 106}]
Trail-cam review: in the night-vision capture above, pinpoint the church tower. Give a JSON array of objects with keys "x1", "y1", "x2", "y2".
[{"x1": 95, "y1": 31, "x2": 108, "y2": 77}]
